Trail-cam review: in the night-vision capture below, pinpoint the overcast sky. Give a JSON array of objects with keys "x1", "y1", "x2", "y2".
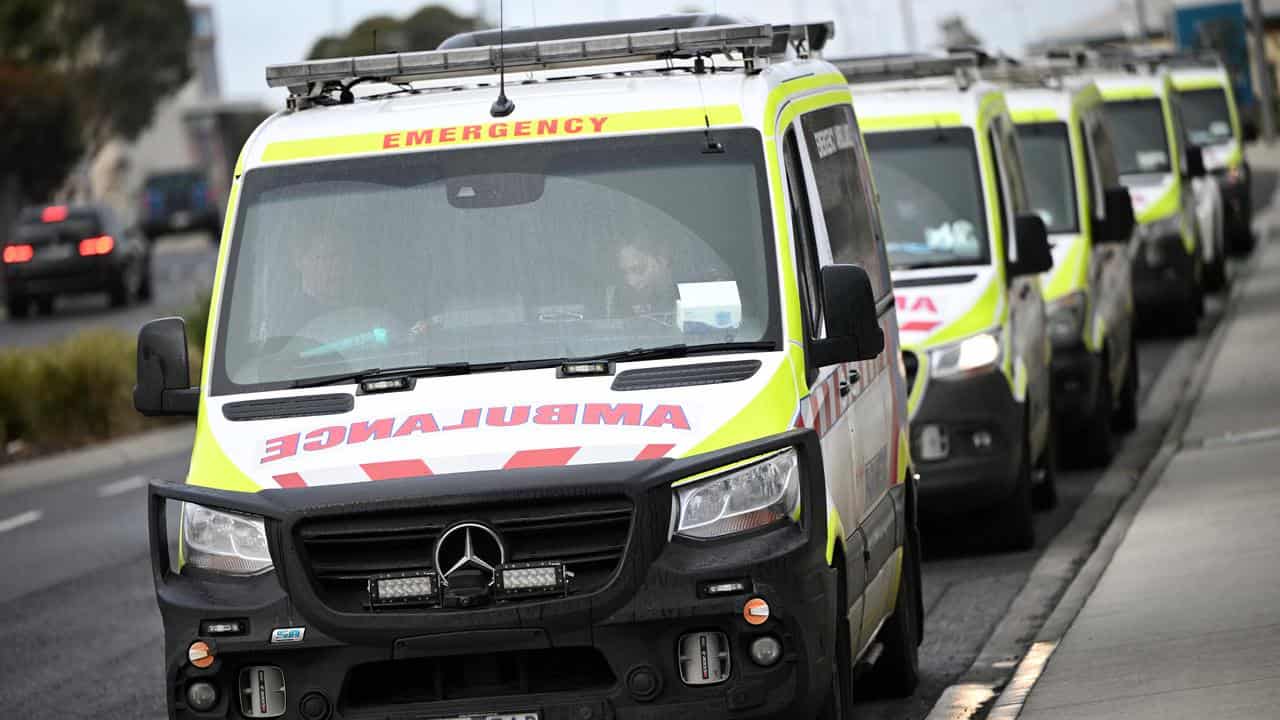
[{"x1": 206, "y1": 0, "x2": 1130, "y2": 105}]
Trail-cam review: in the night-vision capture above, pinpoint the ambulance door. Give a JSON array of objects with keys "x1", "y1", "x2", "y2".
[
  {"x1": 792, "y1": 104, "x2": 898, "y2": 649},
  {"x1": 988, "y1": 116, "x2": 1052, "y2": 458},
  {"x1": 780, "y1": 118, "x2": 866, "y2": 652}
]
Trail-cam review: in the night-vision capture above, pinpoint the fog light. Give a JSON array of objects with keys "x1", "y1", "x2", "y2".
[
  {"x1": 678, "y1": 631, "x2": 731, "y2": 685},
  {"x1": 496, "y1": 562, "x2": 571, "y2": 597},
  {"x1": 240, "y1": 666, "x2": 286, "y2": 718},
  {"x1": 749, "y1": 635, "x2": 783, "y2": 667},
  {"x1": 972, "y1": 430, "x2": 993, "y2": 450},
  {"x1": 187, "y1": 681, "x2": 218, "y2": 711},
  {"x1": 369, "y1": 571, "x2": 437, "y2": 606},
  {"x1": 918, "y1": 424, "x2": 950, "y2": 461},
  {"x1": 187, "y1": 640, "x2": 215, "y2": 669}
]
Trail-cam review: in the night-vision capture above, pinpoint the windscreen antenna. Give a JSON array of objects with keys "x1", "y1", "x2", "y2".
[{"x1": 490, "y1": 0, "x2": 516, "y2": 117}]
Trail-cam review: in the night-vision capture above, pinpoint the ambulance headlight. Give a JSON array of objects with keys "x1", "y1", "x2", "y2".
[
  {"x1": 930, "y1": 331, "x2": 1002, "y2": 379},
  {"x1": 182, "y1": 502, "x2": 273, "y2": 575},
  {"x1": 675, "y1": 449, "x2": 800, "y2": 539}
]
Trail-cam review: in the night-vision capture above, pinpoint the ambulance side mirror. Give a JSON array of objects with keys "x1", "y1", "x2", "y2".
[
  {"x1": 1185, "y1": 144, "x2": 1207, "y2": 179},
  {"x1": 1096, "y1": 186, "x2": 1136, "y2": 244},
  {"x1": 1009, "y1": 214, "x2": 1053, "y2": 276},
  {"x1": 811, "y1": 264, "x2": 884, "y2": 366},
  {"x1": 134, "y1": 317, "x2": 198, "y2": 417}
]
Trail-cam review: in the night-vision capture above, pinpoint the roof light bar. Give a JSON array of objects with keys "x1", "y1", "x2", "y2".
[
  {"x1": 834, "y1": 53, "x2": 983, "y2": 85},
  {"x1": 265, "y1": 23, "x2": 774, "y2": 90}
]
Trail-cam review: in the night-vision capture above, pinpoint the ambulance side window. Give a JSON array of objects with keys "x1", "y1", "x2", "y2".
[
  {"x1": 1079, "y1": 117, "x2": 1103, "y2": 222},
  {"x1": 799, "y1": 104, "x2": 891, "y2": 299},
  {"x1": 783, "y1": 127, "x2": 824, "y2": 341}
]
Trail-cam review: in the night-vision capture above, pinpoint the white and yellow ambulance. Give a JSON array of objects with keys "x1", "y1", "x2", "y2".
[
  {"x1": 993, "y1": 69, "x2": 1140, "y2": 470},
  {"x1": 841, "y1": 55, "x2": 1055, "y2": 549},
  {"x1": 1166, "y1": 54, "x2": 1255, "y2": 255},
  {"x1": 134, "y1": 16, "x2": 919, "y2": 720},
  {"x1": 1088, "y1": 64, "x2": 1212, "y2": 333}
]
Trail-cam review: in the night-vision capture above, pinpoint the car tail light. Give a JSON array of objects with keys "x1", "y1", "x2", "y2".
[
  {"x1": 78, "y1": 235, "x2": 114, "y2": 256},
  {"x1": 41, "y1": 205, "x2": 68, "y2": 223},
  {"x1": 2, "y1": 244, "x2": 34, "y2": 263}
]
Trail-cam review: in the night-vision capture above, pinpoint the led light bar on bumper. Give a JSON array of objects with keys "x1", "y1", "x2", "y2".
[
  {"x1": 368, "y1": 571, "x2": 439, "y2": 606},
  {"x1": 182, "y1": 502, "x2": 273, "y2": 575},
  {"x1": 674, "y1": 448, "x2": 801, "y2": 539}
]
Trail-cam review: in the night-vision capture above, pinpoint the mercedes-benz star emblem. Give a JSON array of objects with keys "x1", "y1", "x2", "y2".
[{"x1": 434, "y1": 522, "x2": 506, "y2": 588}]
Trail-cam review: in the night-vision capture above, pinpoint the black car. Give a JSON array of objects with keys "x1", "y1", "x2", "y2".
[
  {"x1": 141, "y1": 169, "x2": 223, "y2": 242},
  {"x1": 2, "y1": 204, "x2": 151, "y2": 317}
]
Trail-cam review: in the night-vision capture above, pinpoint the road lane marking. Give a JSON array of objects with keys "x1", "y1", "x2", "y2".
[
  {"x1": 98, "y1": 475, "x2": 149, "y2": 497},
  {"x1": 0, "y1": 509, "x2": 42, "y2": 534}
]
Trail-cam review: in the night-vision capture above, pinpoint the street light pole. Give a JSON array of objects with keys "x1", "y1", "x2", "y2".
[
  {"x1": 900, "y1": 0, "x2": 918, "y2": 53},
  {"x1": 1248, "y1": 0, "x2": 1277, "y2": 143}
]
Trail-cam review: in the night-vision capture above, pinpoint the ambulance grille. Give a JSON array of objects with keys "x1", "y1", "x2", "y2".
[
  {"x1": 296, "y1": 497, "x2": 633, "y2": 612},
  {"x1": 903, "y1": 350, "x2": 919, "y2": 394}
]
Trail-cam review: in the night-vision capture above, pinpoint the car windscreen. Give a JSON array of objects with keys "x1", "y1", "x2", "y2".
[
  {"x1": 1016, "y1": 122, "x2": 1078, "y2": 234},
  {"x1": 1180, "y1": 88, "x2": 1233, "y2": 146},
  {"x1": 211, "y1": 129, "x2": 779, "y2": 393},
  {"x1": 1103, "y1": 99, "x2": 1172, "y2": 176},
  {"x1": 864, "y1": 127, "x2": 990, "y2": 270}
]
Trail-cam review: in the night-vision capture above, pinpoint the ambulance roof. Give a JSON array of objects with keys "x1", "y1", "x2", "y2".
[
  {"x1": 1001, "y1": 79, "x2": 1101, "y2": 123},
  {"x1": 851, "y1": 78, "x2": 1004, "y2": 132}
]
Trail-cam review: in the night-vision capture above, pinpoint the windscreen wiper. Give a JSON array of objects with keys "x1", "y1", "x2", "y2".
[
  {"x1": 292, "y1": 362, "x2": 472, "y2": 389},
  {"x1": 564, "y1": 341, "x2": 778, "y2": 365}
]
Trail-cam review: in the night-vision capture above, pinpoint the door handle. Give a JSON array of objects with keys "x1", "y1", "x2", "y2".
[{"x1": 1019, "y1": 284, "x2": 1031, "y2": 300}]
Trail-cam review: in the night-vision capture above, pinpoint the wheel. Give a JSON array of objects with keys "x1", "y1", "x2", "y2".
[
  {"x1": 1032, "y1": 413, "x2": 1058, "y2": 511},
  {"x1": 1204, "y1": 254, "x2": 1227, "y2": 292},
  {"x1": 991, "y1": 428, "x2": 1035, "y2": 551},
  {"x1": 5, "y1": 294, "x2": 29, "y2": 319},
  {"x1": 818, "y1": 560, "x2": 853, "y2": 720},
  {"x1": 1113, "y1": 339, "x2": 1139, "y2": 434},
  {"x1": 860, "y1": 521, "x2": 922, "y2": 697},
  {"x1": 1074, "y1": 354, "x2": 1116, "y2": 468},
  {"x1": 35, "y1": 295, "x2": 54, "y2": 316}
]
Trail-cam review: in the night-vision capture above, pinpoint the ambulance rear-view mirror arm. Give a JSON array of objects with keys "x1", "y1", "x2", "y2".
[
  {"x1": 1008, "y1": 214, "x2": 1053, "y2": 277},
  {"x1": 810, "y1": 263, "x2": 884, "y2": 366},
  {"x1": 134, "y1": 317, "x2": 199, "y2": 417},
  {"x1": 1096, "y1": 186, "x2": 1136, "y2": 244}
]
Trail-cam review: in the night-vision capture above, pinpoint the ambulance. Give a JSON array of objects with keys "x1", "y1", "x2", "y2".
[
  {"x1": 841, "y1": 55, "x2": 1055, "y2": 549},
  {"x1": 134, "y1": 16, "x2": 920, "y2": 720},
  {"x1": 1166, "y1": 54, "x2": 1256, "y2": 255},
  {"x1": 993, "y1": 68, "x2": 1140, "y2": 471},
  {"x1": 1087, "y1": 63, "x2": 1213, "y2": 332}
]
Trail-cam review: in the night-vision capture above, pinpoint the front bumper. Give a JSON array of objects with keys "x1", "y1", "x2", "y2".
[
  {"x1": 148, "y1": 430, "x2": 838, "y2": 720},
  {"x1": 1132, "y1": 232, "x2": 1196, "y2": 313},
  {"x1": 1050, "y1": 343, "x2": 1103, "y2": 428},
  {"x1": 910, "y1": 369, "x2": 1024, "y2": 515}
]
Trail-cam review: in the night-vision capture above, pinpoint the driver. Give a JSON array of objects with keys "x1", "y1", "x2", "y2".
[{"x1": 608, "y1": 239, "x2": 677, "y2": 321}]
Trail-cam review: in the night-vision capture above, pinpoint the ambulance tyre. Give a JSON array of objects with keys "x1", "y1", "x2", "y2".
[
  {"x1": 1076, "y1": 354, "x2": 1116, "y2": 468},
  {"x1": 993, "y1": 427, "x2": 1035, "y2": 552},
  {"x1": 1113, "y1": 339, "x2": 1140, "y2": 434},
  {"x1": 819, "y1": 553, "x2": 852, "y2": 720},
  {"x1": 861, "y1": 523, "x2": 921, "y2": 698},
  {"x1": 1032, "y1": 413, "x2": 1058, "y2": 511}
]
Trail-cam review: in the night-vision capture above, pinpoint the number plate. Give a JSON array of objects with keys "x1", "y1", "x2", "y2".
[{"x1": 36, "y1": 244, "x2": 72, "y2": 262}]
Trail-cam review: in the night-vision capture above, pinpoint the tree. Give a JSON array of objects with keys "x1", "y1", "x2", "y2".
[
  {"x1": 307, "y1": 5, "x2": 481, "y2": 59},
  {"x1": 0, "y1": 0, "x2": 192, "y2": 204}
]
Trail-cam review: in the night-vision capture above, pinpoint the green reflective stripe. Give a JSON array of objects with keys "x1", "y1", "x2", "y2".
[
  {"x1": 1136, "y1": 184, "x2": 1180, "y2": 224},
  {"x1": 682, "y1": 356, "x2": 799, "y2": 457},
  {"x1": 1100, "y1": 85, "x2": 1158, "y2": 100},
  {"x1": 763, "y1": 72, "x2": 850, "y2": 134},
  {"x1": 1012, "y1": 108, "x2": 1063, "y2": 123},
  {"x1": 905, "y1": 351, "x2": 929, "y2": 417},
  {"x1": 858, "y1": 112, "x2": 963, "y2": 131},
  {"x1": 1044, "y1": 235, "x2": 1089, "y2": 301},
  {"x1": 827, "y1": 509, "x2": 844, "y2": 565},
  {"x1": 925, "y1": 275, "x2": 1003, "y2": 347},
  {"x1": 1223, "y1": 143, "x2": 1244, "y2": 170}
]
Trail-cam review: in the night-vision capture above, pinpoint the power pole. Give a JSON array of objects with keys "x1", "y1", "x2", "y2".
[
  {"x1": 1248, "y1": 0, "x2": 1277, "y2": 142},
  {"x1": 900, "y1": 0, "x2": 918, "y2": 53}
]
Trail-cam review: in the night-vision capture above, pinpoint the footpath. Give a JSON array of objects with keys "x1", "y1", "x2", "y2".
[{"x1": 1012, "y1": 147, "x2": 1280, "y2": 719}]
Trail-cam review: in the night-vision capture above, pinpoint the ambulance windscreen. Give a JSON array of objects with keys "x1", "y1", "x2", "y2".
[
  {"x1": 1103, "y1": 99, "x2": 1172, "y2": 176},
  {"x1": 865, "y1": 127, "x2": 991, "y2": 271},
  {"x1": 211, "y1": 129, "x2": 779, "y2": 392},
  {"x1": 1016, "y1": 122, "x2": 1078, "y2": 235},
  {"x1": 1179, "y1": 88, "x2": 1233, "y2": 147}
]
